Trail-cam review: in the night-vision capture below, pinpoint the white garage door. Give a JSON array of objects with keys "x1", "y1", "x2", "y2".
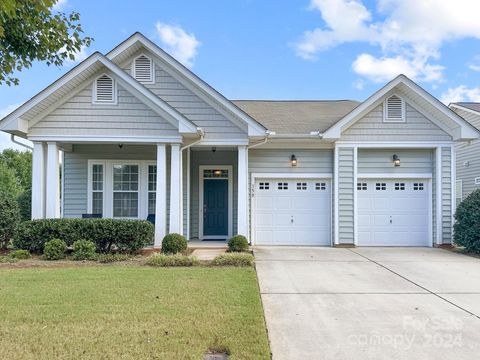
[
  {"x1": 357, "y1": 179, "x2": 431, "y2": 246},
  {"x1": 253, "y1": 178, "x2": 331, "y2": 245}
]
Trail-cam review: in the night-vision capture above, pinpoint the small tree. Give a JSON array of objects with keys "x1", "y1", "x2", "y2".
[
  {"x1": 0, "y1": 191, "x2": 21, "y2": 249},
  {"x1": 454, "y1": 189, "x2": 480, "y2": 254}
]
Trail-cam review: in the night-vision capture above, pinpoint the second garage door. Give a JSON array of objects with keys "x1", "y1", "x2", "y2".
[
  {"x1": 253, "y1": 178, "x2": 331, "y2": 245},
  {"x1": 357, "y1": 179, "x2": 431, "y2": 246}
]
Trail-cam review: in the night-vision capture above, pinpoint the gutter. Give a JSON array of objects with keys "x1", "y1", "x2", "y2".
[
  {"x1": 264, "y1": 131, "x2": 324, "y2": 139},
  {"x1": 247, "y1": 130, "x2": 273, "y2": 149},
  {"x1": 11, "y1": 134, "x2": 33, "y2": 151},
  {"x1": 180, "y1": 128, "x2": 205, "y2": 151}
]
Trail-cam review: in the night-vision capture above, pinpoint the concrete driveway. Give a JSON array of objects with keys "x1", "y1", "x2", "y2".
[{"x1": 254, "y1": 247, "x2": 480, "y2": 360}]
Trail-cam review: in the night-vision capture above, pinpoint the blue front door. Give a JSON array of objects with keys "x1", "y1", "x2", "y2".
[{"x1": 203, "y1": 179, "x2": 228, "y2": 237}]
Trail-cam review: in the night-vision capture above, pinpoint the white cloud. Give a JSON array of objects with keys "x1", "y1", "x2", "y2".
[
  {"x1": 468, "y1": 56, "x2": 480, "y2": 72},
  {"x1": 52, "y1": 0, "x2": 67, "y2": 12},
  {"x1": 0, "y1": 103, "x2": 32, "y2": 152},
  {"x1": 440, "y1": 86, "x2": 480, "y2": 104},
  {"x1": 155, "y1": 22, "x2": 201, "y2": 67},
  {"x1": 294, "y1": 0, "x2": 480, "y2": 83},
  {"x1": 353, "y1": 78, "x2": 365, "y2": 90}
]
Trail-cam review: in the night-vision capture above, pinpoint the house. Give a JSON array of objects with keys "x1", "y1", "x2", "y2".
[
  {"x1": 449, "y1": 103, "x2": 480, "y2": 205},
  {"x1": 1, "y1": 32, "x2": 477, "y2": 247}
]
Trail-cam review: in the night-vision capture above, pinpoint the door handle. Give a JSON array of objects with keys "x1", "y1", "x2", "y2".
[
  {"x1": 291, "y1": 216, "x2": 294, "y2": 223},
  {"x1": 389, "y1": 216, "x2": 392, "y2": 224},
  {"x1": 203, "y1": 204, "x2": 207, "y2": 218}
]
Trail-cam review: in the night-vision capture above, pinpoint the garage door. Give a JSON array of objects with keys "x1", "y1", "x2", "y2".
[
  {"x1": 253, "y1": 178, "x2": 331, "y2": 245},
  {"x1": 357, "y1": 179, "x2": 430, "y2": 246}
]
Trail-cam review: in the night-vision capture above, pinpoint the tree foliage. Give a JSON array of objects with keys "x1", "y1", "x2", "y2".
[
  {"x1": 0, "y1": 0, "x2": 93, "y2": 85},
  {"x1": 0, "y1": 149, "x2": 31, "y2": 189}
]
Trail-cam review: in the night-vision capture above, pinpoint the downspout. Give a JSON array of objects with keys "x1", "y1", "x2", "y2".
[
  {"x1": 247, "y1": 130, "x2": 273, "y2": 149},
  {"x1": 181, "y1": 127, "x2": 205, "y2": 151},
  {"x1": 11, "y1": 134, "x2": 33, "y2": 150}
]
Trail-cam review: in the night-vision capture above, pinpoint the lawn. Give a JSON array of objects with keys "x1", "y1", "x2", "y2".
[{"x1": 0, "y1": 266, "x2": 271, "y2": 359}]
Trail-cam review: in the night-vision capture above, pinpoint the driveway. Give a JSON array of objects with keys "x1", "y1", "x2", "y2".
[{"x1": 254, "y1": 247, "x2": 480, "y2": 360}]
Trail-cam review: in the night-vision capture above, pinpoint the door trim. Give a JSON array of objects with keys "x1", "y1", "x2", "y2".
[
  {"x1": 250, "y1": 173, "x2": 333, "y2": 246},
  {"x1": 198, "y1": 165, "x2": 233, "y2": 240}
]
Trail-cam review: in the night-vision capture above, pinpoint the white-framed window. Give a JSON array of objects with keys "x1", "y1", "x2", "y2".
[
  {"x1": 259, "y1": 182, "x2": 269, "y2": 190},
  {"x1": 88, "y1": 160, "x2": 156, "y2": 219},
  {"x1": 384, "y1": 94, "x2": 405, "y2": 122},
  {"x1": 278, "y1": 182, "x2": 288, "y2": 190},
  {"x1": 357, "y1": 182, "x2": 367, "y2": 191},
  {"x1": 315, "y1": 182, "x2": 326, "y2": 190},
  {"x1": 375, "y1": 182, "x2": 387, "y2": 191},
  {"x1": 92, "y1": 74, "x2": 117, "y2": 104},
  {"x1": 456, "y1": 179, "x2": 463, "y2": 205},
  {"x1": 132, "y1": 54, "x2": 154, "y2": 84},
  {"x1": 394, "y1": 182, "x2": 405, "y2": 191},
  {"x1": 413, "y1": 182, "x2": 424, "y2": 191}
]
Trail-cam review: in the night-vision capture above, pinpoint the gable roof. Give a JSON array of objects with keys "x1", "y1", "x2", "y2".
[
  {"x1": 0, "y1": 52, "x2": 198, "y2": 136},
  {"x1": 232, "y1": 100, "x2": 359, "y2": 134},
  {"x1": 452, "y1": 102, "x2": 480, "y2": 113},
  {"x1": 322, "y1": 74, "x2": 480, "y2": 141},
  {"x1": 106, "y1": 32, "x2": 267, "y2": 137}
]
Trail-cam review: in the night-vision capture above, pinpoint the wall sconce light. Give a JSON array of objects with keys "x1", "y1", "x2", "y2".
[
  {"x1": 290, "y1": 154, "x2": 297, "y2": 167},
  {"x1": 212, "y1": 146, "x2": 217, "y2": 153},
  {"x1": 393, "y1": 154, "x2": 400, "y2": 167},
  {"x1": 118, "y1": 144, "x2": 123, "y2": 149}
]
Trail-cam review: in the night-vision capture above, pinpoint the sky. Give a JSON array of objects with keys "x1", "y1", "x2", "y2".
[{"x1": 2, "y1": 0, "x2": 480, "y2": 150}]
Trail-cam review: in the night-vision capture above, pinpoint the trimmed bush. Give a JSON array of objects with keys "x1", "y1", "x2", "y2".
[
  {"x1": 72, "y1": 240, "x2": 97, "y2": 261},
  {"x1": 454, "y1": 189, "x2": 480, "y2": 254},
  {"x1": 211, "y1": 253, "x2": 254, "y2": 267},
  {"x1": 227, "y1": 235, "x2": 249, "y2": 252},
  {"x1": 161, "y1": 233, "x2": 187, "y2": 254},
  {"x1": 96, "y1": 253, "x2": 131, "y2": 263},
  {"x1": 145, "y1": 253, "x2": 199, "y2": 267},
  {"x1": 0, "y1": 191, "x2": 21, "y2": 250},
  {"x1": 9, "y1": 249, "x2": 30, "y2": 260},
  {"x1": 17, "y1": 188, "x2": 31, "y2": 221},
  {"x1": 13, "y1": 218, "x2": 154, "y2": 254},
  {"x1": 43, "y1": 239, "x2": 67, "y2": 260}
]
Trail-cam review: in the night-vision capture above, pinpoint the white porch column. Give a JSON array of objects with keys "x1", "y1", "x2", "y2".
[
  {"x1": 169, "y1": 144, "x2": 182, "y2": 234},
  {"x1": 31, "y1": 142, "x2": 46, "y2": 219},
  {"x1": 237, "y1": 145, "x2": 249, "y2": 238},
  {"x1": 45, "y1": 142, "x2": 60, "y2": 218},
  {"x1": 154, "y1": 144, "x2": 167, "y2": 247}
]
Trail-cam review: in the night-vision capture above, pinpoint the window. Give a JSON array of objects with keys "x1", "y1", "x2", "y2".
[
  {"x1": 91, "y1": 164, "x2": 104, "y2": 214},
  {"x1": 456, "y1": 180, "x2": 463, "y2": 206},
  {"x1": 375, "y1": 183, "x2": 386, "y2": 191},
  {"x1": 315, "y1": 182, "x2": 326, "y2": 190},
  {"x1": 204, "y1": 169, "x2": 228, "y2": 178},
  {"x1": 148, "y1": 165, "x2": 157, "y2": 215},
  {"x1": 133, "y1": 55, "x2": 154, "y2": 83},
  {"x1": 113, "y1": 165, "x2": 139, "y2": 218},
  {"x1": 384, "y1": 94, "x2": 405, "y2": 122},
  {"x1": 357, "y1": 182, "x2": 367, "y2": 191},
  {"x1": 394, "y1": 182, "x2": 405, "y2": 190},
  {"x1": 278, "y1": 182, "x2": 288, "y2": 190},
  {"x1": 93, "y1": 74, "x2": 116, "y2": 104},
  {"x1": 259, "y1": 182, "x2": 269, "y2": 190},
  {"x1": 296, "y1": 182, "x2": 307, "y2": 190},
  {"x1": 413, "y1": 182, "x2": 424, "y2": 191}
]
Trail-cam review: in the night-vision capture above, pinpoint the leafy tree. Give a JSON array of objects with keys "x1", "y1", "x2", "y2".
[
  {"x1": 0, "y1": 149, "x2": 31, "y2": 189},
  {"x1": 0, "y1": 0, "x2": 93, "y2": 85},
  {"x1": 0, "y1": 190, "x2": 21, "y2": 249},
  {"x1": 0, "y1": 161, "x2": 21, "y2": 198}
]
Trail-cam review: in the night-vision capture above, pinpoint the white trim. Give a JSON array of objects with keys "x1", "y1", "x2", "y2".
[
  {"x1": 155, "y1": 144, "x2": 167, "y2": 247},
  {"x1": 193, "y1": 139, "x2": 250, "y2": 146},
  {"x1": 451, "y1": 145, "x2": 456, "y2": 244},
  {"x1": 198, "y1": 165, "x2": 233, "y2": 240},
  {"x1": 249, "y1": 172, "x2": 333, "y2": 246},
  {"x1": 353, "y1": 147, "x2": 358, "y2": 246},
  {"x1": 132, "y1": 54, "x2": 154, "y2": 84},
  {"x1": 357, "y1": 173, "x2": 433, "y2": 179},
  {"x1": 92, "y1": 73, "x2": 117, "y2": 105},
  {"x1": 46, "y1": 142, "x2": 60, "y2": 218},
  {"x1": 31, "y1": 142, "x2": 46, "y2": 219},
  {"x1": 169, "y1": 144, "x2": 182, "y2": 233},
  {"x1": 436, "y1": 147, "x2": 443, "y2": 245},
  {"x1": 27, "y1": 135, "x2": 182, "y2": 143},
  {"x1": 237, "y1": 146, "x2": 248, "y2": 238},
  {"x1": 86, "y1": 160, "x2": 106, "y2": 215},
  {"x1": 61, "y1": 150, "x2": 65, "y2": 218},
  {"x1": 383, "y1": 93, "x2": 405, "y2": 123},
  {"x1": 334, "y1": 146, "x2": 339, "y2": 245},
  {"x1": 456, "y1": 179, "x2": 463, "y2": 202},
  {"x1": 334, "y1": 141, "x2": 454, "y2": 148},
  {"x1": 186, "y1": 148, "x2": 191, "y2": 240},
  {"x1": 449, "y1": 103, "x2": 480, "y2": 116}
]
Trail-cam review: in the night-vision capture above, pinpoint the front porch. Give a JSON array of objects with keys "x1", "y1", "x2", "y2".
[{"x1": 30, "y1": 142, "x2": 249, "y2": 247}]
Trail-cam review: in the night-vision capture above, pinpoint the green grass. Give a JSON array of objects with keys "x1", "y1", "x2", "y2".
[{"x1": 0, "y1": 266, "x2": 270, "y2": 359}]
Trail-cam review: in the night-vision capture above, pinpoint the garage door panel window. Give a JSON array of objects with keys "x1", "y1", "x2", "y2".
[
  {"x1": 315, "y1": 182, "x2": 327, "y2": 190},
  {"x1": 394, "y1": 183, "x2": 405, "y2": 190},
  {"x1": 413, "y1": 183, "x2": 424, "y2": 191},
  {"x1": 375, "y1": 183, "x2": 387, "y2": 191},
  {"x1": 357, "y1": 182, "x2": 367, "y2": 191},
  {"x1": 259, "y1": 182, "x2": 270, "y2": 190},
  {"x1": 296, "y1": 182, "x2": 307, "y2": 190},
  {"x1": 278, "y1": 182, "x2": 288, "y2": 190}
]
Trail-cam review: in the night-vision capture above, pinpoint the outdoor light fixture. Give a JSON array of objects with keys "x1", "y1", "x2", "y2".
[
  {"x1": 393, "y1": 154, "x2": 400, "y2": 167},
  {"x1": 290, "y1": 154, "x2": 297, "y2": 166},
  {"x1": 213, "y1": 169, "x2": 222, "y2": 176}
]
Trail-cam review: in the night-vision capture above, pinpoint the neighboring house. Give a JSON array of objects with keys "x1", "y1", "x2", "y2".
[
  {"x1": 449, "y1": 103, "x2": 480, "y2": 205},
  {"x1": 0, "y1": 33, "x2": 478, "y2": 247}
]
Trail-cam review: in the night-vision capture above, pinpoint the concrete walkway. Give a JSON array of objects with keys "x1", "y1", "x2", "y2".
[{"x1": 254, "y1": 246, "x2": 480, "y2": 360}]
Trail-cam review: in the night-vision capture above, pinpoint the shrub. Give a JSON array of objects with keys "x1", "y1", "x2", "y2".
[
  {"x1": 13, "y1": 218, "x2": 154, "y2": 254},
  {"x1": 454, "y1": 189, "x2": 480, "y2": 254},
  {"x1": 96, "y1": 253, "x2": 131, "y2": 263},
  {"x1": 145, "y1": 253, "x2": 198, "y2": 267},
  {"x1": 211, "y1": 253, "x2": 254, "y2": 267},
  {"x1": 0, "y1": 256, "x2": 17, "y2": 263},
  {"x1": 43, "y1": 239, "x2": 67, "y2": 260},
  {"x1": 9, "y1": 249, "x2": 30, "y2": 260},
  {"x1": 227, "y1": 235, "x2": 249, "y2": 252},
  {"x1": 72, "y1": 240, "x2": 97, "y2": 261},
  {"x1": 17, "y1": 188, "x2": 31, "y2": 221},
  {"x1": 0, "y1": 191, "x2": 21, "y2": 250},
  {"x1": 161, "y1": 233, "x2": 187, "y2": 254}
]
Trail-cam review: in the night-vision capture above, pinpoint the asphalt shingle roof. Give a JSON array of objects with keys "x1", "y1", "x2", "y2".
[{"x1": 454, "y1": 102, "x2": 480, "y2": 113}]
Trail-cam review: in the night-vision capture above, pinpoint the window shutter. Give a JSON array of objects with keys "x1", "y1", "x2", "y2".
[
  {"x1": 134, "y1": 55, "x2": 153, "y2": 83},
  {"x1": 95, "y1": 75, "x2": 114, "y2": 102},
  {"x1": 385, "y1": 95, "x2": 404, "y2": 121}
]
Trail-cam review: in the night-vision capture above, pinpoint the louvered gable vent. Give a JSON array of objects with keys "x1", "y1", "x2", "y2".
[
  {"x1": 385, "y1": 95, "x2": 404, "y2": 122},
  {"x1": 134, "y1": 55, "x2": 153, "y2": 83},
  {"x1": 94, "y1": 74, "x2": 115, "y2": 103}
]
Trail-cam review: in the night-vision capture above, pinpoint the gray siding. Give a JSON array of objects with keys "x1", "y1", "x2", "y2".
[
  {"x1": 442, "y1": 147, "x2": 452, "y2": 244},
  {"x1": 189, "y1": 150, "x2": 238, "y2": 239},
  {"x1": 123, "y1": 54, "x2": 247, "y2": 141},
  {"x1": 358, "y1": 149, "x2": 433, "y2": 174},
  {"x1": 31, "y1": 83, "x2": 179, "y2": 137},
  {"x1": 342, "y1": 103, "x2": 452, "y2": 141},
  {"x1": 249, "y1": 149, "x2": 333, "y2": 174},
  {"x1": 338, "y1": 147, "x2": 354, "y2": 244}
]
